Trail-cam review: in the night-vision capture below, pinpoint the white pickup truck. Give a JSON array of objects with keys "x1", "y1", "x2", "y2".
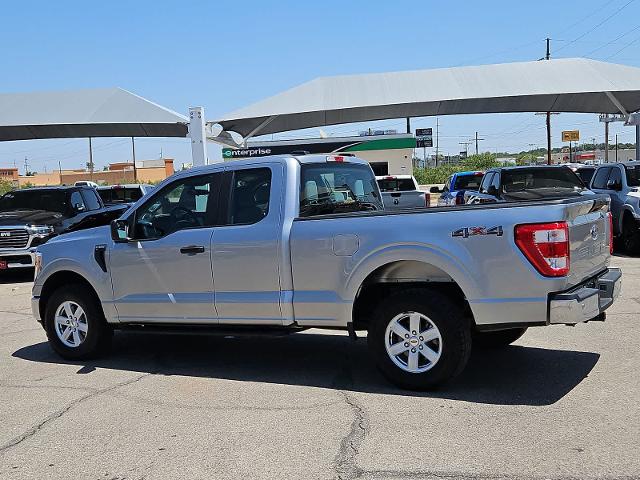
[{"x1": 32, "y1": 154, "x2": 621, "y2": 390}]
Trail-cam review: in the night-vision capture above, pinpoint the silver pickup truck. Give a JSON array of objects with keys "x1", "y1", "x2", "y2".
[{"x1": 31, "y1": 154, "x2": 621, "y2": 390}]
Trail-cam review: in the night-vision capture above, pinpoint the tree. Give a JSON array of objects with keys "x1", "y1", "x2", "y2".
[{"x1": 0, "y1": 179, "x2": 14, "y2": 195}]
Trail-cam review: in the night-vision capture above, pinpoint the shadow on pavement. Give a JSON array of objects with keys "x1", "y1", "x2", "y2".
[
  {"x1": 0, "y1": 269, "x2": 34, "y2": 284},
  {"x1": 13, "y1": 331, "x2": 599, "y2": 406}
]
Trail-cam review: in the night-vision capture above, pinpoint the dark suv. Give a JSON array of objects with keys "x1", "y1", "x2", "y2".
[{"x1": 0, "y1": 186, "x2": 126, "y2": 270}]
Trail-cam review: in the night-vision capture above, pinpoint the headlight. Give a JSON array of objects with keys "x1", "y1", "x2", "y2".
[
  {"x1": 26, "y1": 225, "x2": 54, "y2": 236},
  {"x1": 34, "y1": 252, "x2": 43, "y2": 279}
]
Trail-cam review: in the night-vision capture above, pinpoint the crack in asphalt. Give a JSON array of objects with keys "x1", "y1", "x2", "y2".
[
  {"x1": 331, "y1": 351, "x2": 369, "y2": 480},
  {"x1": 0, "y1": 372, "x2": 151, "y2": 455}
]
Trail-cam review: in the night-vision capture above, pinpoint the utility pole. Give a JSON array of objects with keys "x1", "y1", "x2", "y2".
[
  {"x1": 474, "y1": 131, "x2": 485, "y2": 155},
  {"x1": 636, "y1": 124, "x2": 640, "y2": 161},
  {"x1": 23, "y1": 157, "x2": 29, "y2": 176},
  {"x1": 459, "y1": 141, "x2": 472, "y2": 159},
  {"x1": 569, "y1": 141, "x2": 572, "y2": 163},
  {"x1": 545, "y1": 38, "x2": 552, "y2": 165},
  {"x1": 615, "y1": 134, "x2": 618, "y2": 162},
  {"x1": 58, "y1": 160, "x2": 62, "y2": 184},
  {"x1": 406, "y1": 117, "x2": 411, "y2": 134},
  {"x1": 131, "y1": 137, "x2": 138, "y2": 183}
]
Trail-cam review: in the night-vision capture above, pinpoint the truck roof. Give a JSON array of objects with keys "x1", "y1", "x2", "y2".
[{"x1": 187, "y1": 153, "x2": 370, "y2": 175}]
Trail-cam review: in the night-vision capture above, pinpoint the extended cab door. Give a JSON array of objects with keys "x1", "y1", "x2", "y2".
[
  {"x1": 109, "y1": 171, "x2": 223, "y2": 323},
  {"x1": 212, "y1": 164, "x2": 285, "y2": 324}
]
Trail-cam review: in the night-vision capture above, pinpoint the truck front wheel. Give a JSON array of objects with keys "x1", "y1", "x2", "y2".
[
  {"x1": 44, "y1": 284, "x2": 112, "y2": 360},
  {"x1": 367, "y1": 288, "x2": 471, "y2": 390}
]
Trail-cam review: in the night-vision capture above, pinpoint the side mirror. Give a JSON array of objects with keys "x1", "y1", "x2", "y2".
[
  {"x1": 429, "y1": 186, "x2": 442, "y2": 194},
  {"x1": 110, "y1": 219, "x2": 131, "y2": 243},
  {"x1": 606, "y1": 179, "x2": 622, "y2": 191},
  {"x1": 74, "y1": 203, "x2": 85, "y2": 212}
]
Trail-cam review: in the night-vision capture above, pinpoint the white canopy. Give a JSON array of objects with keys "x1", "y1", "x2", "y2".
[
  {"x1": 0, "y1": 87, "x2": 189, "y2": 141},
  {"x1": 215, "y1": 58, "x2": 640, "y2": 139}
]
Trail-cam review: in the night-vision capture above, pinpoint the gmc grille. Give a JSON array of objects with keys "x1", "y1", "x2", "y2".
[{"x1": 0, "y1": 229, "x2": 30, "y2": 249}]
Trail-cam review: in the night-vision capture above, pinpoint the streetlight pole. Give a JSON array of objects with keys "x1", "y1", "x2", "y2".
[{"x1": 131, "y1": 137, "x2": 138, "y2": 183}]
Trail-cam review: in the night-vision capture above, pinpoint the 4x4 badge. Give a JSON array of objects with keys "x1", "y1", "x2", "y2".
[{"x1": 452, "y1": 226, "x2": 503, "y2": 238}]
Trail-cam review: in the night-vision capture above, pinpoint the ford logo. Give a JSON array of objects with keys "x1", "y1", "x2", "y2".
[{"x1": 590, "y1": 225, "x2": 599, "y2": 240}]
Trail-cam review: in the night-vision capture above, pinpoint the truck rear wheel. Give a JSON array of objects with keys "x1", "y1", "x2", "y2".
[
  {"x1": 44, "y1": 284, "x2": 112, "y2": 360},
  {"x1": 367, "y1": 288, "x2": 471, "y2": 390},
  {"x1": 472, "y1": 327, "x2": 527, "y2": 349}
]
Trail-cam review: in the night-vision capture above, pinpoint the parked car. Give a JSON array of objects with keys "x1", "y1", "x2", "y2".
[
  {"x1": 464, "y1": 165, "x2": 592, "y2": 204},
  {"x1": 435, "y1": 171, "x2": 484, "y2": 206},
  {"x1": 32, "y1": 154, "x2": 620, "y2": 390},
  {"x1": 0, "y1": 186, "x2": 127, "y2": 270},
  {"x1": 74, "y1": 181, "x2": 99, "y2": 188},
  {"x1": 376, "y1": 175, "x2": 429, "y2": 209},
  {"x1": 590, "y1": 161, "x2": 640, "y2": 253},
  {"x1": 96, "y1": 184, "x2": 154, "y2": 206},
  {"x1": 565, "y1": 164, "x2": 597, "y2": 186}
]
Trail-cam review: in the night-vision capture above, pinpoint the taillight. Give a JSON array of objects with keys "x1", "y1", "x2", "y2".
[
  {"x1": 425, "y1": 193, "x2": 430, "y2": 207},
  {"x1": 515, "y1": 222, "x2": 570, "y2": 277},
  {"x1": 455, "y1": 193, "x2": 464, "y2": 205},
  {"x1": 608, "y1": 211, "x2": 614, "y2": 254}
]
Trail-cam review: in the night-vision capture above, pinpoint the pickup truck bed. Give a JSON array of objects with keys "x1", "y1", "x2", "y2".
[{"x1": 31, "y1": 154, "x2": 621, "y2": 390}]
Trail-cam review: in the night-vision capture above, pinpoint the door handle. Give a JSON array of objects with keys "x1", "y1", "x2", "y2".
[{"x1": 180, "y1": 245, "x2": 205, "y2": 255}]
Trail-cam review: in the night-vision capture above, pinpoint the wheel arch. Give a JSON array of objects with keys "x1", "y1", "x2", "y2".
[
  {"x1": 351, "y1": 259, "x2": 473, "y2": 331},
  {"x1": 39, "y1": 271, "x2": 103, "y2": 324}
]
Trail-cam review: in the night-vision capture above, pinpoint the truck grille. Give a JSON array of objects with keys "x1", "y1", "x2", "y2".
[{"x1": 0, "y1": 229, "x2": 30, "y2": 249}]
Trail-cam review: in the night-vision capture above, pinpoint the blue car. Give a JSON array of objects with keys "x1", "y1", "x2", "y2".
[{"x1": 435, "y1": 171, "x2": 484, "y2": 206}]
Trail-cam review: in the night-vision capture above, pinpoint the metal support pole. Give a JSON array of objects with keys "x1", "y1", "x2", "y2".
[
  {"x1": 546, "y1": 113, "x2": 552, "y2": 165},
  {"x1": 569, "y1": 141, "x2": 572, "y2": 163},
  {"x1": 636, "y1": 124, "x2": 640, "y2": 161},
  {"x1": 406, "y1": 117, "x2": 411, "y2": 134},
  {"x1": 189, "y1": 106, "x2": 208, "y2": 167},
  {"x1": 615, "y1": 134, "x2": 618, "y2": 162},
  {"x1": 605, "y1": 121, "x2": 609, "y2": 163},
  {"x1": 88, "y1": 137, "x2": 94, "y2": 181},
  {"x1": 131, "y1": 137, "x2": 138, "y2": 182}
]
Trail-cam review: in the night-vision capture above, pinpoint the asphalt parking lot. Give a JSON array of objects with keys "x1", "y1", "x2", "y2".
[{"x1": 1, "y1": 256, "x2": 639, "y2": 480}]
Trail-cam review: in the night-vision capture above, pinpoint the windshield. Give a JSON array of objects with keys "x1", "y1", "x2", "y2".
[
  {"x1": 0, "y1": 189, "x2": 69, "y2": 213},
  {"x1": 575, "y1": 168, "x2": 595, "y2": 185},
  {"x1": 300, "y1": 163, "x2": 383, "y2": 217},
  {"x1": 501, "y1": 167, "x2": 584, "y2": 193},
  {"x1": 625, "y1": 164, "x2": 640, "y2": 187},
  {"x1": 452, "y1": 173, "x2": 483, "y2": 191},
  {"x1": 377, "y1": 178, "x2": 416, "y2": 192}
]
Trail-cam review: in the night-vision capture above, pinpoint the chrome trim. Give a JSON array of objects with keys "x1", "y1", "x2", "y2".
[{"x1": 549, "y1": 268, "x2": 622, "y2": 324}]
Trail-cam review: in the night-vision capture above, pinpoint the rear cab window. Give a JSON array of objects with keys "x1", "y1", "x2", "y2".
[
  {"x1": 452, "y1": 173, "x2": 483, "y2": 191},
  {"x1": 300, "y1": 162, "x2": 383, "y2": 217},
  {"x1": 501, "y1": 167, "x2": 583, "y2": 193},
  {"x1": 377, "y1": 177, "x2": 416, "y2": 192}
]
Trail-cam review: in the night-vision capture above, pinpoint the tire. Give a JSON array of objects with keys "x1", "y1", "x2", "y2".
[
  {"x1": 367, "y1": 288, "x2": 472, "y2": 390},
  {"x1": 44, "y1": 284, "x2": 112, "y2": 360},
  {"x1": 622, "y1": 214, "x2": 640, "y2": 255},
  {"x1": 472, "y1": 327, "x2": 527, "y2": 349}
]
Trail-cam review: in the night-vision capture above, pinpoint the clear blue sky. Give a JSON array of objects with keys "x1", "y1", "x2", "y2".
[{"x1": 1, "y1": 0, "x2": 639, "y2": 172}]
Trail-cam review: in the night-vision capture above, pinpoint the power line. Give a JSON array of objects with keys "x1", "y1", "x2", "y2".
[
  {"x1": 557, "y1": 0, "x2": 618, "y2": 36},
  {"x1": 605, "y1": 32, "x2": 640, "y2": 59},
  {"x1": 584, "y1": 24, "x2": 640, "y2": 55},
  {"x1": 555, "y1": 0, "x2": 636, "y2": 53}
]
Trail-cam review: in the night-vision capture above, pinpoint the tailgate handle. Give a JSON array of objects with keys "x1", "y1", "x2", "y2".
[
  {"x1": 180, "y1": 245, "x2": 205, "y2": 255},
  {"x1": 390, "y1": 192, "x2": 401, "y2": 197}
]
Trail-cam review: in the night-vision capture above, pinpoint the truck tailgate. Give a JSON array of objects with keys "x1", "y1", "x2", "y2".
[
  {"x1": 565, "y1": 196, "x2": 610, "y2": 287},
  {"x1": 382, "y1": 191, "x2": 427, "y2": 209}
]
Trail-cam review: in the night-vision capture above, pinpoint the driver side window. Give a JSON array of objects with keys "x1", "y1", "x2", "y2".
[{"x1": 133, "y1": 173, "x2": 221, "y2": 240}]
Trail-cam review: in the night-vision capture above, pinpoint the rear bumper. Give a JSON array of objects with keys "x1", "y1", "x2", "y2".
[
  {"x1": 549, "y1": 268, "x2": 622, "y2": 325},
  {"x1": 0, "y1": 249, "x2": 36, "y2": 269}
]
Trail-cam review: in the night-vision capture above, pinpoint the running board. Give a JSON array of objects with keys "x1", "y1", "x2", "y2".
[{"x1": 114, "y1": 323, "x2": 307, "y2": 337}]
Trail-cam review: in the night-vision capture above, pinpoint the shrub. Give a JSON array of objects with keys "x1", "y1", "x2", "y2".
[{"x1": 413, "y1": 153, "x2": 501, "y2": 184}]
